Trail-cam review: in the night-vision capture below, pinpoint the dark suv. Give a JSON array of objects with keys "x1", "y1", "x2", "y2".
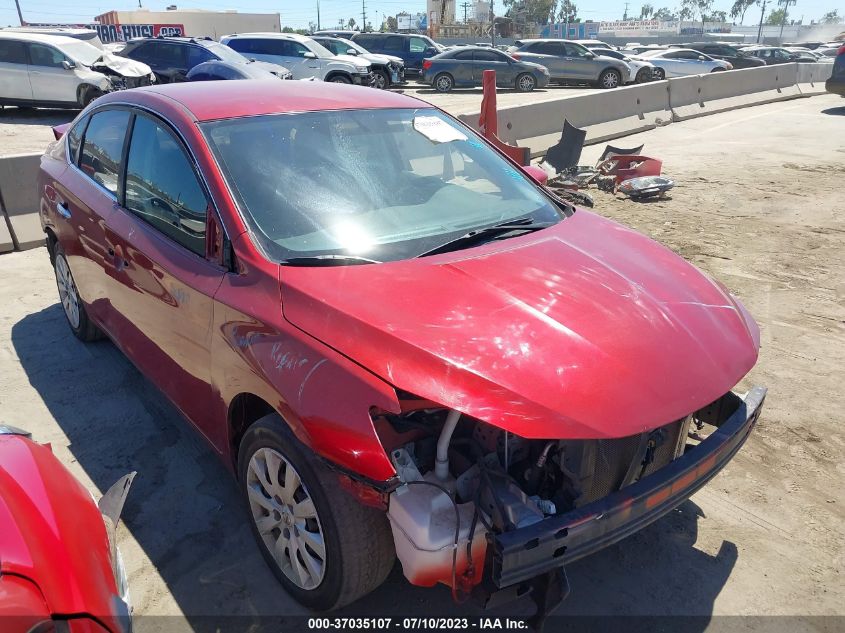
[
  {"x1": 349, "y1": 33, "x2": 441, "y2": 76},
  {"x1": 119, "y1": 36, "x2": 290, "y2": 83},
  {"x1": 826, "y1": 44, "x2": 845, "y2": 96},
  {"x1": 676, "y1": 42, "x2": 766, "y2": 69}
]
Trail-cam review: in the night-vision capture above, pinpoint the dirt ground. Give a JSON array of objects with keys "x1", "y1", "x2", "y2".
[{"x1": 0, "y1": 95, "x2": 843, "y2": 632}]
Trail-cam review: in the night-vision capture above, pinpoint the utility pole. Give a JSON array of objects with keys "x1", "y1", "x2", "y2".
[
  {"x1": 490, "y1": 0, "x2": 496, "y2": 46},
  {"x1": 461, "y1": 1, "x2": 471, "y2": 23},
  {"x1": 778, "y1": 0, "x2": 795, "y2": 43},
  {"x1": 623, "y1": 2, "x2": 630, "y2": 20},
  {"x1": 362, "y1": 0, "x2": 367, "y2": 32},
  {"x1": 14, "y1": 0, "x2": 24, "y2": 25},
  {"x1": 317, "y1": 0, "x2": 321, "y2": 31},
  {"x1": 756, "y1": 0, "x2": 767, "y2": 42}
]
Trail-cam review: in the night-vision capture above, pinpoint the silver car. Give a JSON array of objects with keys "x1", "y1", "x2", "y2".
[
  {"x1": 635, "y1": 48, "x2": 731, "y2": 79},
  {"x1": 510, "y1": 39, "x2": 631, "y2": 88}
]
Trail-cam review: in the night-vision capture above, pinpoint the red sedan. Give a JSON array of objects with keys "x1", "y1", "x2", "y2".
[
  {"x1": 38, "y1": 81, "x2": 764, "y2": 619},
  {"x1": 0, "y1": 424, "x2": 133, "y2": 633}
]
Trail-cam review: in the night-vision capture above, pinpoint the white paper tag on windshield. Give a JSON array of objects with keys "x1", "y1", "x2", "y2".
[{"x1": 413, "y1": 116, "x2": 467, "y2": 143}]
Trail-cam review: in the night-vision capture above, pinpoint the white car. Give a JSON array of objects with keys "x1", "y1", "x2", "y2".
[
  {"x1": 635, "y1": 48, "x2": 731, "y2": 79},
  {"x1": 0, "y1": 31, "x2": 155, "y2": 108},
  {"x1": 221, "y1": 33, "x2": 372, "y2": 85},
  {"x1": 590, "y1": 47, "x2": 657, "y2": 83}
]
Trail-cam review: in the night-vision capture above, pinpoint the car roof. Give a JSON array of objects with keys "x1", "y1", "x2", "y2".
[
  {"x1": 126, "y1": 35, "x2": 217, "y2": 47},
  {"x1": 0, "y1": 31, "x2": 87, "y2": 46},
  {"x1": 105, "y1": 80, "x2": 432, "y2": 122},
  {"x1": 223, "y1": 32, "x2": 311, "y2": 41}
]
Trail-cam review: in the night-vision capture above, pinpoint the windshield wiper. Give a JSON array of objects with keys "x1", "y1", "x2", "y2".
[
  {"x1": 416, "y1": 217, "x2": 554, "y2": 258},
  {"x1": 280, "y1": 254, "x2": 382, "y2": 266}
]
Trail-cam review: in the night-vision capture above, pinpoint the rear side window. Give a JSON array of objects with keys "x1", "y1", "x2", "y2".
[
  {"x1": 354, "y1": 35, "x2": 379, "y2": 49},
  {"x1": 124, "y1": 114, "x2": 208, "y2": 256},
  {"x1": 409, "y1": 37, "x2": 428, "y2": 53},
  {"x1": 0, "y1": 40, "x2": 27, "y2": 64},
  {"x1": 474, "y1": 50, "x2": 505, "y2": 62},
  {"x1": 384, "y1": 36, "x2": 405, "y2": 52},
  {"x1": 66, "y1": 115, "x2": 89, "y2": 165},
  {"x1": 79, "y1": 109, "x2": 131, "y2": 196}
]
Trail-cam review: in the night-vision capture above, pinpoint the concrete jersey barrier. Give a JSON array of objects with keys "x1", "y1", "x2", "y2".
[
  {"x1": 670, "y1": 64, "x2": 800, "y2": 121},
  {"x1": 0, "y1": 153, "x2": 43, "y2": 252},
  {"x1": 796, "y1": 63, "x2": 834, "y2": 96}
]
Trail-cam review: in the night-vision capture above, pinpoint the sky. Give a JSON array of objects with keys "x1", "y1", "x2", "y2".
[{"x1": 1, "y1": 0, "x2": 840, "y2": 32}]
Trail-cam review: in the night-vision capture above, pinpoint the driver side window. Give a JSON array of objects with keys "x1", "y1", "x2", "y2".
[{"x1": 124, "y1": 114, "x2": 208, "y2": 256}]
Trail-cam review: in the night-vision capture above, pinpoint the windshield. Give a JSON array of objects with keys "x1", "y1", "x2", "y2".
[
  {"x1": 338, "y1": 38, "x2": 368, "y2": 55},
  {"x1": 206, "y1": 42, "x2": 248, "y2": 64},
  {"x1": 62, "y1": 40, "x2": 103, "y2": 66},
  {"x1": 202, "y1": 108, "x2": 563, "y2": 263},
  {"x1": 304, "y1": 39, "x2": 336, "y2": 58}
]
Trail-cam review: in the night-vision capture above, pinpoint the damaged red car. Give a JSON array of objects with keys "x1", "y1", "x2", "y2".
[{"x1": 37, "y1": 81, "x2": 765, "y2": 622}]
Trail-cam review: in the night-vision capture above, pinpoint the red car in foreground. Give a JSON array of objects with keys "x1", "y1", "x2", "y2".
[
  {"x1": 0, "y1": 424, "x2": 133, "y2": 633},
  {"x1": 37, "y1": 81, "x2": 765, "y2": 622}
]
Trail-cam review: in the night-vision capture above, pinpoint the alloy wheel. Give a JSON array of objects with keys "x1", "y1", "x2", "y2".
[
  {"x1": 247, "y1": 447, "x2": 326, "y2": 590},
  {"x1": 602, "y1": 71, "x2": 619, "y2": 88},
  {"x1": 518, "y1": 74, "x2": 535, "y2": 91},
  {"x1": 55, "y1": 255, "x2": 80, "y2": 330}
]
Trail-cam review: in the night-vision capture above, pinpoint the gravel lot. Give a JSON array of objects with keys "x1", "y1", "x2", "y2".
[{"x1": 0, "y1": 95, "x2": 843, "y2": 632}]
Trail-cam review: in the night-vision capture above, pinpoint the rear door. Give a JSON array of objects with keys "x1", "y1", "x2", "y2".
[
  {"x1": 407, "y1": 36, "x2": 431, "y2": 73},
  {"x1": 0, "y1": 39, "x2": 33, "y2": 101},
  {"x1": 449, "y1": 49, "x2": 475, "y2": 85},
  {"x1": 26, "y1": 42, "x2": 79, "y2": 104},
  {"x1": 55, "y1": 108, "x2": 131, "y2": 326},
  {"x1": 103, "y1": 110, "x2": 224, "y2": 438},
  {"x1": 129, "y1": 41, "x2": 187, "y2": 82}
]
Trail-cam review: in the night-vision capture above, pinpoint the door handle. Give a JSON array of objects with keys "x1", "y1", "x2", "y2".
[{"x1": 56, "y1": 201, "x2": 71, "y2": 219}]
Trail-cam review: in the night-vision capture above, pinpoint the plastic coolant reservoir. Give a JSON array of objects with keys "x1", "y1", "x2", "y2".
[{"x1": 387, "y1": 472, "x2": 488, "y2": 588}]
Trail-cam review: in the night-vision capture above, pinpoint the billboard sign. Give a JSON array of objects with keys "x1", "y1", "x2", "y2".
[{"x1": 24, "y1": 22, "x2": 185, "y2": 42}]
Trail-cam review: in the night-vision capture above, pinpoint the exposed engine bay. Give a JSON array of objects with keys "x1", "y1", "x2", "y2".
[
  {"x1": 374, "y1": 401, "x2": 698, "y2": 597},
  {"x1": 90, "y1": 53, "x2": 156, "y2": 89}
]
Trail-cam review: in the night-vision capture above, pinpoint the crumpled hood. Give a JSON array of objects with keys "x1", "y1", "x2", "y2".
[
  {"x1": 280, "y1": 211, "x2": 759, "y2": 439},
  {"x1": 90, "y1": 52, "x2": 152, "y2": 78},
  {"x1": 333, "y1": 54, "x2": 371, "y2": 69},
  {"x1": 361, "y1": 52, "x2": 403, "y2": 66}
]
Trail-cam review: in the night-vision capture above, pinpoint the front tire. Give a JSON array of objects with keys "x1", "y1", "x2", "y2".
[
  {"x1": 433, "y1": 73, "x2": 454, "y2": 92},
  {"x1": 53, "y1": 244, "x2": 100, "y2": 342},
  {"x1": 373, "y1": 69, "x2": 390, "y2": 89},
  {"x1": 653, "y1": 67, "x2": 666, "y2": 80},
  {"x1": 238, "y1": 414, "x2": 395, "y2": 610},
  {"x1": 598, "y1": 68, "x2": 621, "y2": 89},
  {"x1": 78, "y1": 86, "x2": 103, "y2": 108},
  {"x1": 327, "y1": 74, "x2": 352, "y2": 84},
  {"x1": 515, "y1": 72, "x2": 536, "y2": 92}
]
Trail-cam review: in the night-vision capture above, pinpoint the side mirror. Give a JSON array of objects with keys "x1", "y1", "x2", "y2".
[
  {"x1": 585, "y1": 52, "x2": 596, "y2": 59},
  {"x1": 303, "y1": 51, "x2": 317, "y2": 59},
  {"x1": 698, "y1": 55, "x2": 707, "y2": 61},
  {"x1": 346, "y1": 48, "x2": 358, "y2": 55},
  {"x1": 425, "y1": 47, "x2": 437, "y2": 56},
  {"x1": 61, "y1": 60, "x2": 76, "y2": 70},
  {"x1": 522, "y1": 165, "x2": 549, "y2": 185}
]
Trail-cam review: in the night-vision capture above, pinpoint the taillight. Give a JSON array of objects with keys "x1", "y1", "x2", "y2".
[
  {"x1": 838, "y1": 44, "x2": 845, "y2": 56},
  {"x1": 422, "y1": 59, "x2": 432, "y2": 70}
]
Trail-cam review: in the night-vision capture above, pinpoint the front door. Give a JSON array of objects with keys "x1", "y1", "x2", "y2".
[
  {"x1": 472, "y1": 49, "x2": 514, "y2": 85},
  {"x1": 0, "y1": 39, "x2": 33, "y2": 101},
  {"x1": 104, "y1": 111, "x2": 224, "y2": 438},
  {"x1": 26, "y1": 43, "x2": 80, "y2": 104}
]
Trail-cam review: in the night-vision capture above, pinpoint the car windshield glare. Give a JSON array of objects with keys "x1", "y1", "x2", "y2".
[
  {"x1": 201, "y1": 108, "x2": 563, "y2": 263},
  {"x1": 207, "y1": 42, "x2": 248, "y2": 63},
  {"x1": 62, "y1": 40, "x2": 103, "y2": 66}
]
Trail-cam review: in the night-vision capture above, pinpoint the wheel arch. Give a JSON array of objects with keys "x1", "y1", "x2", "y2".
[
  {"x1": 324, "y1": 70, "x2": 353, "y2": 82},
  {"x1": 228, "y1": 392, "x2": 277, "y2": 473}
]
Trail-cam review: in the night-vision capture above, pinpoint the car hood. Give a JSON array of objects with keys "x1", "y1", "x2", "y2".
[
  {"x1": 361, "y1": 52, "x2": 403, "y2": 65},
  {"x1": 333, "y1": 54, "x2": 371, "y2": 69},
  {"x1": 246, "y1": 59, "x2": 292, "y2": 76},
  {"x1": 0, "y1": 435, "x2": 121, "y2": 620},
  {"x1": 90, "y1": 51, "x2": 151, "y2": 78},
  {"x1": 280, "y1": 211, "x2": 759, "y2": 440}
]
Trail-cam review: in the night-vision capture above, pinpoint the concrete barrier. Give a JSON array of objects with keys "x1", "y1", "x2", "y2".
[
  {"x1": 459, "y1": 81, "x2": 672, "y2": 158},
  {"x1": 0, "y1": 153, "x2": 43, "y2": 252},
  {"x1": 796, "y1": 63, "x2": 834, "y2": 96},
  {"x1": 670, "y1": 64, "x2": 800, "y2": 121},
  {"x1": 0, "y1": 214, "x2": 14, "y2": 254}
]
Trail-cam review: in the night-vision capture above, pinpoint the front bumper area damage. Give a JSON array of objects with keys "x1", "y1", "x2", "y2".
[
  {"x1": 378, "y1": 386, "x2": 766, "y2": 627},
  {"x1": 489, "y1": 386, "x2": 766, "y2": 590}
]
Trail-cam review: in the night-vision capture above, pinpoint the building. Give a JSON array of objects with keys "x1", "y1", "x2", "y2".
[
  {"x1": 95, "y1": 8, "x2": 281, "y2": 40},
  {"x1": 474, "y1": 1, "x2": 491, "y2": 24}
]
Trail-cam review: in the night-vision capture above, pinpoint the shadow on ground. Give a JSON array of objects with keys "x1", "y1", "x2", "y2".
[
  {"x1": 0, "y1": 106, "x2": 77, "y2": 126},
  {"x1": 821, "y1": 106, "x2": 845, "y2": 116},
  {"x1": 12, "y1": 304, "x2": 736, "y2": 633}
]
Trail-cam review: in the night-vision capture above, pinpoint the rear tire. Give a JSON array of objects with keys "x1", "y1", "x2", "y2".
[
  {"x1": 238, "y1": 414, "x2": 395, "y2": 610},
  {"x1": 515, "y1": 72, "x2": 536, "y2": 92},
  {"x1": 53, "y1": 244, "x2": 101, "y2": 342},
  {"x1": 636, "y1": 68, "x2": 652, "y2": 83},
  {"x1": 433, "y1": 73, "x2": 454, "y2": 92},
  {"x1": 653, "y1": 68, "x2": 666, "y2": 80},
  {"x1": 597, "y1": 68, "x2": 621, "y2": 89}
]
